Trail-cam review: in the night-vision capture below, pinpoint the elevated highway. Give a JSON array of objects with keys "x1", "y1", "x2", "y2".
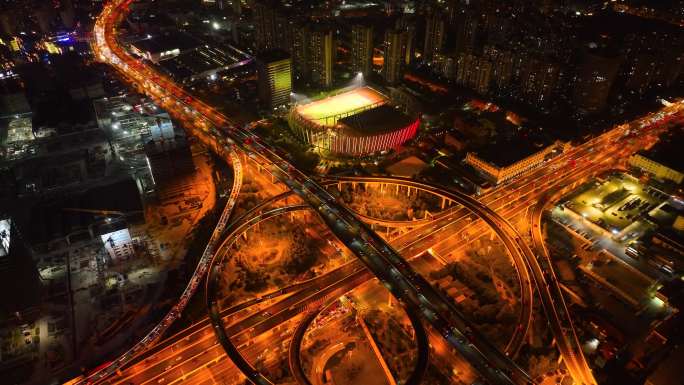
[
  {"x1": 203, "y1": 180, "x2": 535, "y2": 385},
  {"x1": 93, "y1": 1, "x2": 535, "y2": 383},
  {"x1": 89, "y1": 0, "x2": 684, "y2": 384}
]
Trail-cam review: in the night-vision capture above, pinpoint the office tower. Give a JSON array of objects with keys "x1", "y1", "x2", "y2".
[
  {"x1": 455, "y1": 52, "x2": 475, "y2": 86},
  {"x1": 310, "y1": 28, "x2": 334, "y2": 88},
  {"x1": 622, "y1": 52, "x2": 657, "y2": 95},
  {"x1": 572, "y1": 47, "x2": 621, "y2": 114},
  {"x1": 621, "y1": 31, "x2": 684, "y2": 95},
  {"x1": 423, "y1": 11, "x2": 445, "y2": 63},
  {"x1": 256, "y1": 49, "x2": 292, "y2": 110},
  {"x1": 445, "y1": 0, "x2": 462, "y2": 24},
  {"x1": 383, "y1": 29, "x2": 407, "y2": 84},
  {"x1": 351, "y1": 24, "x2": 373, "y2": 76}
]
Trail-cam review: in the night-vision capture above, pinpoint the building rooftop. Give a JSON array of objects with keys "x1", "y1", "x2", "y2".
[
  {"x1": 386, "y1": 155, "x2": 428, "y2": 178},
  {"x1": 337, "y1": 105, "x2": 415, "y2": 137},
  {"x1": 256, "y1": 49, "x2": 291, "y2": 63},
  {"x1": 131, "y1": 31, "x2": 200, "y2": 55},
  {"x1": 159, "y1": 44, "x2": 252, "y2": 82},
  {"x1": 473, "y1": 137, "x2": 554, "y2": 169},
  {"x1": 458, "y1": 99, "x2": 558, "y2": 168},
  {"x1": 638, "y1": 126, "x2": 684, "y2": 174}
]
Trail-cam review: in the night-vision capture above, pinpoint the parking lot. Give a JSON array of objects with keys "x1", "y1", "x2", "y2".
[{"x1": 564, "y1": 172, "x2": 666, "y2": 235}]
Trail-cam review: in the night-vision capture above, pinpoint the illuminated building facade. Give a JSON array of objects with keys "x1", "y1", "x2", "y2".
[
  {"x1": 629, "y1": 154, "x2": 683, "y2": 184},
  {"x1": 256, "y1": 49, "x2": 292, "y2": 110},
  {"x1": 629, "y1": 133, "x2": 684, "y2": 184},
  {"x1": 100, "y1": 228, "x2": 135, "y2": 262},
  {"x1": 289, "y1": 87, "x2": 418, "y2": 155},
  {"x1": 330, "y1": 106, "x2": 419, "y2": 155}
]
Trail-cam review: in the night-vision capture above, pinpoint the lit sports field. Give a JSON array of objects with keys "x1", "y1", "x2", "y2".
[{"x1": 295, "y1": 87, "x2": 386, "y2": 127}]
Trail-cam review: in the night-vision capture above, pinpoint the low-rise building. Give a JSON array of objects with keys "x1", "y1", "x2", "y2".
[
  {"x1": 130, "y1": 31, "x2": 200, "y2": 63},
  {"x1": 629, "y1": 131, "x2": 684, "y2": 184},
  {"x1": 158, "y1": 43, "x2": 252, "y2": 84},
  {"x1": 466, "y1": 140, "x2": 565, "y2": 184},
  {"x1": 385, "y1": 155, "x2": 427, "y2": 178}
]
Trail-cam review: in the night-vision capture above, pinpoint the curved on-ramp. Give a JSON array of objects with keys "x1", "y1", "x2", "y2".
[
  {"x1": 327, "y1": 175, "x2": 595, "y2": 385},
  {"x1": 529, "y1": 194, "x2": 598, "y2": 385},
  {"x1": 205, "y1": 177, "x2": 536, "y2": 385},
  {"x1": 324, "y1": 175, "x2": 535, "y2": 358},
  {"x1": 224, "y1": 176, "x2": 533, "y2": 358},
  {"x1": 206, "y1": 204, "x2": 372, "y2": 385},
  {"x1": 288, "y1": 297, "x2": 429, "y2": 385}
]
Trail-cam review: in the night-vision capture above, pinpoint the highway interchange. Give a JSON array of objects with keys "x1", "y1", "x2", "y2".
[{"x1": 86, "y1": 0, "x2": 684, "y2": 384}]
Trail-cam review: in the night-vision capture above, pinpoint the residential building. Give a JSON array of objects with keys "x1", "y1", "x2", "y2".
[
  {"x1": 309, "y1": 28, "x2": 334, "y2": 88},
  {"x1": 351, "y1": 24, "x2": 373, "y2": 76},
  {"x1": 518, "y1": 56, "x2": 561, "y2": 107},
  {"x1": 291, "y1": 24, "x2": 310, "y2": 81},
  {"x1": 253, "y1": 0, "x2": 278, "y2": 51},
  {"x1": 383, "y1": 29, "x2": 407, "y2": 85},
  {"x1": 423, "y1": 11, "x2": 445, "y2": 63},
  {"x1": 572, "y1": 47, "x2": 621, "y2": 114}
]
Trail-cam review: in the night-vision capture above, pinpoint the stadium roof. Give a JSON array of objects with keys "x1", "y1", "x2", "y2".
[{"x1": 337, "y1": 105, "x2": 415, "y2": 137}]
